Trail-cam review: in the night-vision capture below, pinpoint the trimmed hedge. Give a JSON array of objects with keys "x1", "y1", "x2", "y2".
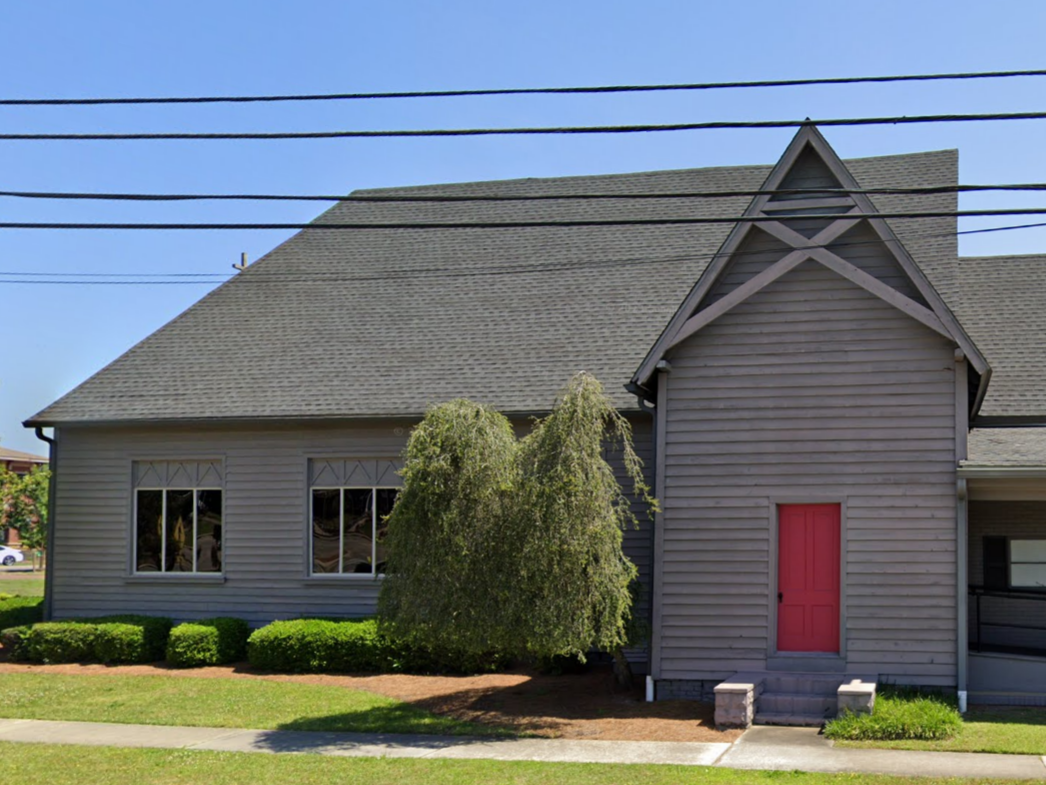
[
  {"x1": 247, "y1": 618, "x2": 505, "y2": 675},
  {"x1": 0, "y1": 595, "x2": 43, "y2": 631},
  {"x1": 5, "y1": 612, "x2": 502, "y2": 674},
  {"x1": 247, "y1": 619, "x2": 386, "y2": 673},
  {"x1": 0, "y1": 625, "x2": 32, "y2": 661},
  {"x1": 3, "y1": 615, "x2": 173, "y2": 664},
  {"x1": 26, "y1": 621, "x2": 98, "y2": 663},
  {"x1": 167, "y1": 618, "x2": 250, "y2": 668},
  {"x1": 81, "y1": 615, "x2": 173, "y2": 662},
  {"x1": 94, "y1": 623, "x2": 153, "y2": 664}
]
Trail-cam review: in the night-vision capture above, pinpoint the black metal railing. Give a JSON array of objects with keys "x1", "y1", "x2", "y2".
[{"x1": 969, "y1": 585, "x2": 1046, "y2": 657}]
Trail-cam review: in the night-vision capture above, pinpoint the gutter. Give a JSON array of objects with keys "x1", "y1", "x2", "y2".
[
  {"x1": 624, "y1": 381, "x2": 656, "y2": 409},
  {"x1": 33, "y1": 427, "x2": 56, "y2": 621},
  {"x1": 23, "y1": 406, "x2": 649, "y2": 430},
  {"x1": 957, "y1": 467, "x2": 1046, "y2": 479},
  {"x1": 969, "y1": 367, "x2": 991, "y2": 421}
]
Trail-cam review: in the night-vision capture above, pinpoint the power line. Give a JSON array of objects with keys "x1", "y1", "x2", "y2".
[
  {"x1": 960, "y1": 220, "x2": 1046, "y2": 235},
  {"x1": 6, "y1": 112, "x2": 1046, "y2": 141},
  {"x1": 3, "y1": 68, "x2": 1046, "y2": 106},
  {"x1": 4, "y1": 219, "x2": 1043, "y2": 285},
  {"x1": 0, "y1": 270, "x2": 229, "y2": 277},
  {"x1": 4, "y1": 207, "x2": 1046, "y2": 230},
  {"x1": 3, "y1": 183, "x2": 1046, "y2": 203}
]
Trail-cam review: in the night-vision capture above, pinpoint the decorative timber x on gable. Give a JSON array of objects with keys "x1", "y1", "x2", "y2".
[{"x1": 632, "y1": 124, "x2": 991, "y2": 414}]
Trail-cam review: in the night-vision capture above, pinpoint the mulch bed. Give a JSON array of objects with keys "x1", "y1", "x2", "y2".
[{"x1": 0, "y1": 659, "x2": 738, "y2": 742}]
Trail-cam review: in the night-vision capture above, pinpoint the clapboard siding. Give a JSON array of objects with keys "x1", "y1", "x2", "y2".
[
  {"x1": 703, "y1": 228, "x2": 793, "y2": 306},
  {"x1": 776, "y1": 147, "x2": 844, "y2": 191},
  {"x1": 827, "y1": 222, "x2": 927, "y2": 304},
  {"x1": 51, "y1": 417, "x2": 655, "y2": 656},
  {"x1": 658, "y1": 260, "x2": 958, "y2": 685}
]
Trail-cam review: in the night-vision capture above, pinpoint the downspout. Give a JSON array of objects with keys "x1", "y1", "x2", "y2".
[
  {"x1": 957, "y1": 478, "x2": 968, "y2": 713},
  {"x1": 34, "y1": 427, "x2": 57, "y2": 621},
  {"x1": 625, "y1": 380, "x2": 657, "y2": 702},
  {"x1": 954, "y1": 349, "x2": 969, "y2": 713}
]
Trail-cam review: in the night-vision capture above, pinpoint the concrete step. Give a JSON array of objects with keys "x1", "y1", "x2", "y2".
[
  {"x1": 754, "y1": 711, "x2": 827, "y2": 727},
  {"x1": 763, "y1": 675, "x2": 841, "y2": 696},
  {"x1": 766, "y1": 656, "x2": 845, "y2": 673},
  {"x1": 757, "y1": 692, "x2": 836, "y2": 717}
]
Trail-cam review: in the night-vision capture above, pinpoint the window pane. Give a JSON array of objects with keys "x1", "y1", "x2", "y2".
[
  {"x1": 983, "y1": 536, "x2": 1008, "y2": 590},
  {"x1": 1012, "y1": 564, "x2": 1046, "y2": 588},
  {"x1": 196, "y1": 490, "x2": 223, "y2": 573},
  {"x1": 1012, "y1": 540, "x2": 1046, "y2": 564},
  {"x1": 312, "y1": 490, "x2": 340, "y2": 574},
  {"x1": 374, "y1": 489, "x2": 397, "y2": 574},
  {"x1": 165, "y1": 490, "x2": 195, "y2": 572},
  {"x1": 343, "y1": 489, "x2": 374, "y2": 574},
  {"x1": 135, "y1": 490, "x2": 163, "y2": 572}
]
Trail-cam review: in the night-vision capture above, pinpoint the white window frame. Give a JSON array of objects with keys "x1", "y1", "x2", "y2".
[
  {"x1": 133, "y1": 487, "x2": 224, "y2": 575},
  {"x1": 1010, "y1": 538, "x2": 1046, "y2": 590},
  {"x1": 309, "y1": 486, "x2": 397, "y2": 579}
]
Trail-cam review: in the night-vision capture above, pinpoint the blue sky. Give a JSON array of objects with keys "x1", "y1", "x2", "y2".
[{"x1": 2, "y1": 1, "x2": 1046, "y2": 452}]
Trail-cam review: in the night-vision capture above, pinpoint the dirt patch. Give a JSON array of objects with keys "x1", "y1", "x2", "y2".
[{"x1": 0, "y1": 660, "x2": 737, "y2": 742}]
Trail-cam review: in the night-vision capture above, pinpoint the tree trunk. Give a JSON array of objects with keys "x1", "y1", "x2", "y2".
[{"x1": 611, "y1": 646, "x2": 633, "y2": 690}]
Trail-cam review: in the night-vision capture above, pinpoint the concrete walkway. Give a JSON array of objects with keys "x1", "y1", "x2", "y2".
[
  {"x1": 0, "y1": 718, "x2": 1043, "y2": 778},
  {"x1": 721, "y1": 726, "x2": 1046, "y2": 780},
  {"x1": 0, "y1": 719, "x2": 730, "y2": 766}
]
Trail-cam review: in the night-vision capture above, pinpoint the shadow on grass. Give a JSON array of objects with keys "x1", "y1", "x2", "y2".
[
  {"x1": 272, "y1": 703, "x2": 512, "y2": 737},
  {"x1": 965, "y1": 706, "x2": 1046, "y2": 726},
  {"x1": 245, "y1": 704, "x2": 513, "y2": 755},
  {"x1": 249, "y1": 726, "x2": 500, "y2": 755}
]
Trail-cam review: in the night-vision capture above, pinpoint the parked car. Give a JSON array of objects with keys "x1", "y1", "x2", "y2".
[{"x1": 0, "y1": 547, "x2": 25, "y2": 567}]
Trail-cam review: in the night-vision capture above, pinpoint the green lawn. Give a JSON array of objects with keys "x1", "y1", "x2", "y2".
[
  {"x1": 836, "y1": 706, "x2": 1046, "y2": 755},
  {"x1": 0, "y1": 673, "x2": 503, "y2": 736},
  {"x1": 0, "y1": 743, "x2": 1031, "y2": 785},
  {"x1": 0, "y1": 577, "x2": 45, "y2": 597}
]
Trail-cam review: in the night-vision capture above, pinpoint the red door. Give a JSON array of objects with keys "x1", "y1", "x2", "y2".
[{"x1": 777, "y1": 503, "x2": 840, "y2": 653}]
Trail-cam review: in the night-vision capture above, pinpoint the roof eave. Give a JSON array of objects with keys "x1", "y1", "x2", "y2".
[
  {"x1": 958, "y1": 466, "x2": 1046, "y2": 478},
  {"x1": 24, "y1": 405, "x2": 648, "y2": 430}
]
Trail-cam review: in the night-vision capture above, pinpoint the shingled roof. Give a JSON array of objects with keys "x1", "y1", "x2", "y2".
[
  {"x1": 966, "y1": 427, "x2": 1046, "y2": 469},
  {"x1": 954, "y1": 254, "x2": 1046, "y2": 420},
  {"x1": 27, "y1": 148, "x2": 968, "y2": 426},
  {"x1": 0, "y1": 446, "x2": 47, "y2": 463}
]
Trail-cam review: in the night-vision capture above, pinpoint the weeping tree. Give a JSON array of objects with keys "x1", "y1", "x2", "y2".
[
  {"x1": 377, "y1": 399, "x2": 520, "y2": 656},
  {"x1": 510, "y1": 372, "x2": 655, "y2": 686},
  {"x1": 378, "y1": 372, "x2": 656, "y2": 686}
]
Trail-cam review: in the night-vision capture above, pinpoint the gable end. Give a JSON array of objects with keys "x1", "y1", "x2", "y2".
[{"x1": 633, "y1": 125, "x2": 990, "y2": 413}]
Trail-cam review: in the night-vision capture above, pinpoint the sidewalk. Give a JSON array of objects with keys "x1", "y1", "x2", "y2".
[
  {"x1": 721, "y1": 726, "x2": 1046, "y2": 780},
  {"x1": 0, "y1": 718, "x2": 1043, "y2": 779},
  {"x1": 0, "y1": 719, "x2": 729, "y2": 766}
]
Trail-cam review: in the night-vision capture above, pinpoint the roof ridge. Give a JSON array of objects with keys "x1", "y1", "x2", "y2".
[
  {"x1": 0, "y1": 446, "x2": 47, "y2": 462},
  {"x1": 960, "y1": 253, "x2": 1046, "y2": 261},
  {"x1": 351, "y1": 149, "x2": 958, "y2": 196}
]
